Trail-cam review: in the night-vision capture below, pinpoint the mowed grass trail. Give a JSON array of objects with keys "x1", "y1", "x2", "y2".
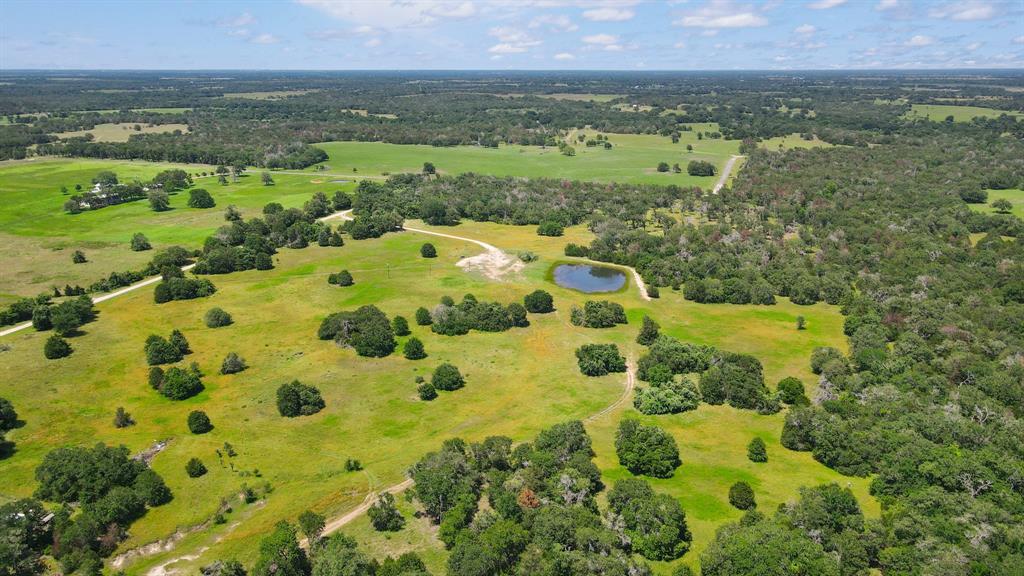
[
  {"x1": 314, "y1": 125, "x2": 739, "y2": 187},
  {"x1": 0, "y1": 216, "x2": 877, "y2": 575},
  {"x1": 0, "y1": 158, "x2": 351, "y2": 303}
]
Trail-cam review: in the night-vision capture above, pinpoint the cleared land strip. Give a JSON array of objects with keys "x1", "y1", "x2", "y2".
[{"x1": 712, "y1": 154, "x2": 744, "y2": 194}]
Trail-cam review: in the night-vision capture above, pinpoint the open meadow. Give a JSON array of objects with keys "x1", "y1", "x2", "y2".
[
  {"x1": 313, "y1": 125, "x2": 739, "y2": 187},
  {"x1": 1, "y1": 194, "x2": 877, "y2": 574},
  {"x1": 0, "y1": 158, "x2": 352, "y2": 304},
  {"x1": 906, "y1": 103, "x2": 1024, "y2": 122}
]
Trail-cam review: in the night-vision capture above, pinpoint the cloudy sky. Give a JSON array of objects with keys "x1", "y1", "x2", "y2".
[{"x1": 2, "y1": 0, "x2": 1022, "y2": 70}]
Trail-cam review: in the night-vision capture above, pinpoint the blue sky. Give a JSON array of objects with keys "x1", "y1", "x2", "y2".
[{"x1": 2, "y1": 0, "x2": 1022, "y2": 70}]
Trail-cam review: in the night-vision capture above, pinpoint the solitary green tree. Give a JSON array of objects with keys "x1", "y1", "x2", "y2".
[
  {"x1": 747, "y1": 437, "x2": 767, "y2": 463},
  {"x1": 404, "y1": 337, "x2": 426, "y2": 360}
]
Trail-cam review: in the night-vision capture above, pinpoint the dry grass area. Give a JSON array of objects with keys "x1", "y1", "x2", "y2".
[{"x1": 52, "y1": 123, "x2": 189, "y2": 142}]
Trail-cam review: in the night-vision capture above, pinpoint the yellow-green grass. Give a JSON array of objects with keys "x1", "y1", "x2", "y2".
[
  {"x1": 51, "y1": 123, "x2": 190, "y2": 142},
  {"x1": 967, "y1": 189, "x2": 1024, "y2": 220},
  {"x1": 0, "y1": 158, "x2": 350, "y2": 303},
  {"x1": 339, "y1": 109, "x2": 398, "y2": 119},
  {"x1": 314, "y1": 126, "x2": 740, "y2": 187},
  {"x1": 759, "y1": 133, "x2": 835, "y2": 150},
  {"x1": 906, "y1": 104, "x2": 1023, "y2": 123},
  {"x1": 0, "y1": 216, "x2": 876, "y2": 574}
]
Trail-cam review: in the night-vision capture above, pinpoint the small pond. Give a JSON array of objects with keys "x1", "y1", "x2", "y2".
[{"x1": 552, "y1": 263, "x2": 627, "y2": 293}]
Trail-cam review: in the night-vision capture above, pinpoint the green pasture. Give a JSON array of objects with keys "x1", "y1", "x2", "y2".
[
  {"x1": 0, "y1": 213, "x2": 877, "y2": 575},
  {"x1": 758, "y1": 133, "x2": 835, "y2": 150},
  {"x1": 967, "y1": 188, "x2": 1024, "y2": 219},
  {"x1": 51, "y1": 122, "x2": 190, "y2": 142},
  {"x1": 0, "y1": 158, "x2": 351, "y2": 303},
  {"x1": 313, "y1": 126, "x2": 739, "y2": 187}
]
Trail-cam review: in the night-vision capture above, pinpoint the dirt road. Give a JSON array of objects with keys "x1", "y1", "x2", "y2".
[{"x1": 712, "y1": 154, "x2": 743, "y2": 194}]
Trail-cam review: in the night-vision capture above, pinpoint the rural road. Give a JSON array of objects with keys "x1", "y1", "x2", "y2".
[{"x1": 712, "y1": 155, "x2": 744, "y2": 194}]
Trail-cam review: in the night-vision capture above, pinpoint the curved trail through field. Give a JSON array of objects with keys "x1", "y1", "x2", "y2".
[{"x1": 712, "y1": 154, "x2": 744, "y2": 194}]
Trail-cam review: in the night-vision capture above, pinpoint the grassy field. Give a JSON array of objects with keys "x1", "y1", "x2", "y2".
[
  {"x1": 0, "y1": 210, "x2": 877, "y2": 575},
  {"x1": 222, "y1": 90, "x2": 319, "y2": 100},
  {"x1": 0, "y1": 158, "x2": 350, "y2": 303},
  {"x1": 51, "y1": 122, "x2": 190, "y2": 142},
  {"x1": 967, "y1": 188, "x2": 1024, "y2": 219},
  {"x1": 314, "y1": 126, "x2": 739, "y2": 187},
  {"x1": 906, "y1": 104, "x2": 1023, "y2": 122}
]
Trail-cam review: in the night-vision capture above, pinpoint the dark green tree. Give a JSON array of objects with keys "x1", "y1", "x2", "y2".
[
  {"x1": 729, "y1": 481, "x2": 755, "y2": 510},
  {"x1": 131, "y1": 233, "x2": 152, "y2": 251},
  {"x1": 747, "y1": 437, "x2": 767, "y2": 463},
  {"x1": 432, "y1": 364, "x2": 465, "y2": 391},
  {"x1": 368, "y1": 492, "x2": 405, "y2": 532},
  {"x1": 615, "y1": 419, "x2": 680, "y2": 478},
  {"x1": 523, "y1": 290, "x2": 554, "y2": 313},
  {"x1": 204, "y1": 307, "x2": 233, "y2": 328},
  {"x1": 415, "y1": 307, "x2": 433, "y2": 325},
  {"x1": 221, "y1": 352, "x2": 247, "y2": 374},
  {"x1": 188, "y1": 188, "x2": 216, "y2": 209},
  {"x1": 187, "y1": 411, "x2": 213, "y2": 434},
  {"x1": 43, "y1": 334, "x2": 72, "y2": 359},
  {"x1": 392, "y1": 315, "x2": 410, "y2": 336},
  {"x1": 637, "y1": 315, "x2": 660, "y2": 346},
  {"x1": 404, "y1": 337, "x2": 427, "y2": 360},
  {"x1": 276, "y1": 381, "x2": 325, "y2": 417},
  {"x1": 420, "y1": 243, "x2": 437, "y2": 258},
  {"x1": 254, "y1": 522, "x2": 309, "y2": 576},
  {"x1": 186, "y1": 458, "x2": 207, "y2": 478}
]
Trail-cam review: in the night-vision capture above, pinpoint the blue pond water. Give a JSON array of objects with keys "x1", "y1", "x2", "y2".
[{"x1": 553, "y1": 264, "x2": 627, "y2": 293}]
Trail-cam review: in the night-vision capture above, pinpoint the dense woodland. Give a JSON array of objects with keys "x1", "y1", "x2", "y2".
[{"x1": 2, "y1": 71, "x2": 1023, "y2": 164}]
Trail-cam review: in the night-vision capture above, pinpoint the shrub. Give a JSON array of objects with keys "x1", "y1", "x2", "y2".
[
  {"x1": 145, "y1": 334, "x2": 183, "y2": 365},
  {"x1": 647, "y1": 285, "x2": 660, "y2": 298},
  {"x1": 113, "y1": 407, "x2": 135, "y2": 428},
  {"x1": 634, "y1": 378, "x2": 701, "y2": 415},
  {"x1": 417, "y1": 382, "x2": 437, "y2": 400},
  {"x1": 392, "y1": 315, "x2": 410, "y2": 336},
  {"x1": 367, "y1": 492, "x2": 405, "y2": 532},
  {"x1": 0, "y1": 398, "x2": 17, "y2": 432},
  {"x1": 415, "y1": 307, "x2": 433, "y2": 325},
  {"x1": 170, "y1": 329, "x2": 191, "y2": 354},
  {"x1": 777, "y1": 377, "x2": 807, "y2": 405},
  {"x1": 747, "y1": 437, "x2": 767, "y2": 463},
  {"x1": 537, "y1": 221, "x2": 564, "y2": 236},
  {"x1": 318, "y1": 305, "x2": 396, "y2": 357},
  {"x1": 188, "y1": 188, "x2": 216, "y2": 209},
  {"x1": 345, "y1": 459, "x2": 363, "y2": 471},
  {"x1": 570, "y1": 300, "x2": 627, "y2": 328},
  {"x1": 637, "y1": 315, "x2": 660, "y2": 345},
  {"x1": 72, "y1": 250, "x2": 87, "y2": 264},
  {"x1": 327, "y1": 269, "x2": 354, "y2": 286},
  {"x1": 188, "y1": 411, "x2": 213, "y2": 434},
  {"x1": 523, "y1": 289, "x2": 554, "y2": 313},
  {"x1": 160, "y1": 367, "x2": 203, "y2": 400},
  {"x1": 154, "y1": 277, "x2": 216, "y2": 303},
  {"x1": 276, "y1": 380, "x2": 325, "y2": 417},
  {"x1": 404, "y1": 337, "x2": 426, "y2": 360},
  {"x1": 657, "y1": 162, "x2": 670, "y2": 173},
  {"x1": 729, "y1": 481, "x2": 756, "y2": 510},
  {"x1": 131, "y1": 233, "x2": 152, "y2": 251},
  {"x1": 615, "y1": 419, "x2": 680, "y2": 478},
  {"x1": 564, "y1": 243, "x2": 590, "y2": 257},
  {"x1": 204, "y1": 307, "x2": 233, "y2": 328},
  {"x1": 332, "y1": 190, "x2": 352, "y2": 211},
  {"x1": 420, "y1": 243, "x2": 437, "y2": 258},
  {"x1": 608, "y1": 478, "x2": 691, "y2": 561},
  {"x1": 432, "y1": 364, "x2": 464, "y2": 391},
  {"x1": 44, "y1": 335, "x2": 72, "y2": 359},
  {"x1": 220, "y1": 352, "x2": 247, "y2": 374},
  {"x1": 148, "y1": 366, "x2": 165, "y2": 389},
  {"x1": 575, "y1": 343, "x2": 627, "y2": 376},
  {"x1": 687, "y1": 160, "x2": 716, "y2": 177},
  {"x1": 186, "y1": 458, "x2": 207, "y2": 478}
]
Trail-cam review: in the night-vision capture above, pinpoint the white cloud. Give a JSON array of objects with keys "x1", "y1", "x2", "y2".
[
  {"x1": 674, "y1": 41, "x2": 687, "y2": 48},
  {"x1": 297, "y1": 0, "x2": 476, "y2": 29},
  {"x1": 875, "y1": 0, "x2": 899, "y2": 9},
  {"x1": 808, "y1": 0, "x2": 847, "y2": 9},
  {"x1": 553, "y1": 52, "x2": 575, "y2": 60},
  {"x1": 582, "y1": 33, "x2": 618, "y2": 45},
  {"x1": 218, "y1": 12, "x2": 256, "y2": 28},
  {"x1": 905, "y1": 34, "x2": 934, "y2": 47},
  {"x1": 675, "y1": 1, "x2": 768, "y2": 28},
  {"x1": 250, "y1": 33, "x2": 280, "y2": 44},
  {"x1": 487, "y1": 26, "x2": 541, "y2": 54},
  {"x1": 965, "y1": 42, "x2": 982, "y2": 51},
  {"x1": 794, "y1": 24, "x2": 816, "y2": 35},
  {"x1": 529, "y1": 14, "x2": 578, "y2": 32},
  {"x1": 604, "y1": 44, "x2": 624, "y2": 51},
  {"x1": 227, "y1": 29, "x2": 251, "y2": 38},
  {"x1": 1014, "y1": 36, "x2": 1024, "y2": 45},
  {"x1": 582, "y1": 7, "x2": 635, "y2": 21},
  {"x1": 364, "y1": 37, "x2": 382, "y2": 48},
  {"x1": 928, "y1": 2, "x2": 997, "y2": 21}
]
